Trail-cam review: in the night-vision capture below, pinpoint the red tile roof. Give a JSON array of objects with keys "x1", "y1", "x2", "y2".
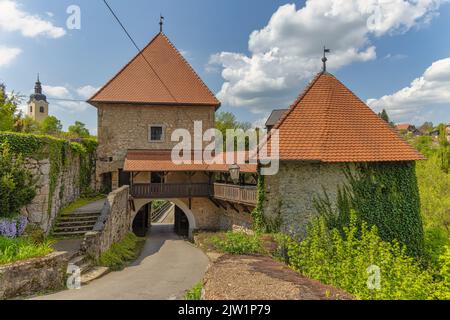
[
  {"x1": 395, "y1": 124, "x2": 414, "y2": 131},
  {"x1": 266, "y1": 72, "x2": 424, "y2": 162},
  {"x1": 124, "y1": 150, "x2": 257, "y2": 173},
  {"x1": 89, "y1": 33, "x2": 220, "y2": 107}
]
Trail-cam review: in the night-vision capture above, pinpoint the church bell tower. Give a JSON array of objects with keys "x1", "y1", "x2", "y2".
[{"x1": 27, "y1": 74, "x2": 49, "y2": 122}]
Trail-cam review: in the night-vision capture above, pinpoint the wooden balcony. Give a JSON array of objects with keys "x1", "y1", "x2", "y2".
[
  {"x1": 131, "y1": 183, "x2": 211, "y2": 199},
  {"x1": 213, "y1": 183, "x2": 257, "y2": 206},
  {"x1": 130, "y1": 182, "x2": 257, "y2": 206}
]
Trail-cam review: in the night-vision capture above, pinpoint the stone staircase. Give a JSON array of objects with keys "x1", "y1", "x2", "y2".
[
  {"x1": 68, "y1": 254, "x2": 109, "y2": 285},
  {"x1": 52, "y1": 210, "x2": 101, "y2": 238}
]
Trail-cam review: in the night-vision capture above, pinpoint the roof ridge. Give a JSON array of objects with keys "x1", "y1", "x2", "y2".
[
  {"x1": 160, "y1": 33, "x2": 220, "y2": 106},
  {"x1": 319, "y1": 78, "x2": 338, "y2": 160},
  {"x1": 88, "y1": 32, "x2": 177, "y2": 103}
]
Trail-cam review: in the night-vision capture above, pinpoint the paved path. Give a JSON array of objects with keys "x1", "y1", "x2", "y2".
[{"x1": 35, "y1": 224, "x2": 209, "y2": 300}]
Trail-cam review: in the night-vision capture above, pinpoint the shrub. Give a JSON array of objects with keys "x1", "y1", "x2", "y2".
[
  {"x1": 0, "y1": 236, "x2": 53, "y2": 265},
  {"x1": 0, "y1": 143, "x2": 36, "y2": 218},
  {"x1": 98, "y1": 233, "x2": 144, "y2": 271},
  {"x1": 278, "y1": 214, "x2": 448, "y2": 300},
  {"x1": 424, "y1": 228, "x2": 450, "y2": 268},
  {"x1": 184, "y1": 282, "x2": 203, "y2": 300},
  {"x1": 209, "y1": 231, "x2": 263, "y2": 255}
]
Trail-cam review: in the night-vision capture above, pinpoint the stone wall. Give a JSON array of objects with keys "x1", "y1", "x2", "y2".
[
  {"x1": 21, "y1": 152, "x2": 87, "y2": 233},
  {"x1": 0, "y1": 252, "x2": 69, "y2": 300},
  {"x1": 81, "y1": 186, "x2": 131, "y2": 260},
  {"x1": 264, "y1": 162, "x2": 349, "y2": 238},
  {"x1": 96, "y1": 103, "x2": 216, "y2": 188}
]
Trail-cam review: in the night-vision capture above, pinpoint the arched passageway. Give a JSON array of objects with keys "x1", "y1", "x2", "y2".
[{"x1": 131, "y1": 198, "x2": 197, "y2": 238}]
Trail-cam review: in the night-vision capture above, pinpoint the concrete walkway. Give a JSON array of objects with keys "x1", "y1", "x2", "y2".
[{"x1": 35, "y1": 224, "x2": 209, "y2": 300}]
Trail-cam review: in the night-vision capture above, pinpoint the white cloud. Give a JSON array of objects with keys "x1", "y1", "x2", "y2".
[
  {"x1": 210, "y1": 0, "x2": 447, "y2": 114},
  {"x1": 76, "y1": 85, "x2": 99, "y2": 99},
  {"x1": 41, "y1": 85, "x2": 90, "y2": 113},
  {"x1": 0, "y1": 0, "x2": 66, "y2": 38},
  {"x1": 0, "y1": 46, "x2": 21, "y2": 67},
  {"x1": 367, "y1": 57, "x2": 450, "y2": 121}
]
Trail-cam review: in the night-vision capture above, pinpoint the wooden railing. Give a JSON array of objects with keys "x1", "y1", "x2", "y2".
[
  {"x1": 213, "y1": 183, "x2": 257, "y2": 206},
  {"x1": 131, "y1": 183, "x2": 210, "y2": 199}
]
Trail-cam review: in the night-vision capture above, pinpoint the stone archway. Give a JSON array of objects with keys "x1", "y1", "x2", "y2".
[{"x1": 132, "y1": 198, "x2": 197, "y2": 238}]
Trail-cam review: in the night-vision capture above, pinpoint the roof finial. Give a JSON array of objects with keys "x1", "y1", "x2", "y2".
[
  {"x1": 37, "y1": 73, "x2": 40, "y2": 83},
  {"x1": 159, "y1": 15, "x2": 164, "y2": 33},
  {"x1": 322, "y1": 46, "x2": 330, "y2": 73}
]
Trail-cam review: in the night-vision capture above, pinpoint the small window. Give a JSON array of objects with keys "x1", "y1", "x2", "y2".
[
  {"x1": 30, "y1": 106, "x2": 33, "y2": 113},
  {"x1": 149, "y1": 125, "x2": 164, "y2": 142},
  {"x1": 40, "y1": 106, "x2": 45, "y2": 113}
]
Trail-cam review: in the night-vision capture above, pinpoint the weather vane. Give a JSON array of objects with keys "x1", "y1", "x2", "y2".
[
  {"x1": 159, "y1": 15, "x2": 164, "y2": 33},
  {"x1": 322, "y1": 46, "x2": 330, "y2": 73}
]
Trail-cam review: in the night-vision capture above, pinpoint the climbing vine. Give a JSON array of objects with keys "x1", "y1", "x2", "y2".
[
  {"x1": 251, "y1": 167, "x2": 282, "y2": 233},
  {"x1": 314, "y1": 161, "x2": 424, "y2": 257},
  {"x1": 0, "y1": 133, "x2": 97, "y2": 217}
]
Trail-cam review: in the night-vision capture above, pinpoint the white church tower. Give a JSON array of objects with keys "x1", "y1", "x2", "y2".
[{"x1": 27, "y1": 74, "x2": 49, "y2": 122}]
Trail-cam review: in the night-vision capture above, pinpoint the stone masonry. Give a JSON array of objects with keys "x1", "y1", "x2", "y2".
[
  {"x1": 264, "y1": 162, "x2": 349, "y2": 238},
  {"x1": 21, "y1": 153, "x2": 87, "y2": 233}
]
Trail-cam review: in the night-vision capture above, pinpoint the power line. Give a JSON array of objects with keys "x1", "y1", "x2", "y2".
[
  {"x1": 101, "y1": 0, "x2": 177, "y2": 102},
  {"x1": 47, "y1": 97, "x2": 87, "y2": 102}
]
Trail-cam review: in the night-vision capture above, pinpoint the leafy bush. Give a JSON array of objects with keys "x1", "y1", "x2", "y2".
[
  {"x1": 209, "y1": 231, "x2": 263, "y2": 254},
  {"x1": 0, "y1": 236, "x2": 53, "y2": 265},
  {"x1": 439, "y1": 245, "x2": 450, "y2": 296},
  {"x1": 424, "y1": 228, "x2": 450, "y2": 268},
  {"x1": 277, "y1": 214, "x2": 448, "y2": 300},
  {"x1": 98, "y1": 233, "x2": 144, "y2": 271},
  {"x1": 0, "y1": 144, "x2": 36, "y2": 218},
  {"x1": 184, "y1": 282, "x2": 203, "y2": 300}
]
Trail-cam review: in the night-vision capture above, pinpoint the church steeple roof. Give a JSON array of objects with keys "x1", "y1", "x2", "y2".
[{"x1": 29, "y1": 73, "x2": 47, "y2": 102}]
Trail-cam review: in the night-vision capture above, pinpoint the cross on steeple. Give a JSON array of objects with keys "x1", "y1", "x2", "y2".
[
  {"x1": 159, "y1": 15, "x2": 164, "y2": 33},
  {"x1": 322, "y1": 46, "x2": 330, "y2": 73}
]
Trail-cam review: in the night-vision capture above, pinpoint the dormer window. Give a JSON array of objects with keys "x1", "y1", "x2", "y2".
[
  {"x1": 40, "y1": 106, "x2": 45, "y2": 113},
  {"x1": 148, "y1": 125, "x2": 164, "y2": 142}
]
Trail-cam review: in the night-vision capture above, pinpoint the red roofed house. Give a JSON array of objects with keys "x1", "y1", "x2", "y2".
[
  {"x1": 262, "y1": 71, "x2": 424, "y2": 239},
  {"x1": 89, "y1": 29, "x2": 424, "y2": 245},
  {"x1": 89, "y1": 32, "x2": 257, "y2": 237}
]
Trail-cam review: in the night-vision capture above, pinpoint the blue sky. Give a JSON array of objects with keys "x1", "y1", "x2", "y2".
[{"x1": 1, "y1": 0, "x2": 450, "y2": 134}]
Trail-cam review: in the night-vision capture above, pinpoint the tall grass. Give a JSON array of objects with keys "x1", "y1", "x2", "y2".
[{"x1": 0, "y1": 236, "x2": 53, "y2": 265}]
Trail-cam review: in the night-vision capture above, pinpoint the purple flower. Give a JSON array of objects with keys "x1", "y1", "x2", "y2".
[
  {"x1": 0, "y1": 218, "x2": 17, "y2": 238},
  {"x1": 16, "y1": 215, "x2": 28, "y2": 236}
]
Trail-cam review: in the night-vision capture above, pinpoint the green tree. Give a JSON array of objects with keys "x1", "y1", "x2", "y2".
[
  {"x1": 215, "y1": 111, "x2": 252, "y2": 151},
  {"x1": 419, "y1": 122, "x2": 434, "y2": 134},
  {"x1": 0, "y1": 90, "x2": 22, "y2": 132},
  {"x1": 0, "y1": 143, "x2": 36, "y2": 217},
  {"x1": 378, "y1": 109, "x2": 390, "y2": 123},
  {"x1": 40, "y1": 116, "x2": 62, "y2": 135},
  {"x1": 68, "y1": 121, "x2": 90, "y2": 138},
  {"x1": 18, "y1": 116, "x2": 40, "y2": 134}
]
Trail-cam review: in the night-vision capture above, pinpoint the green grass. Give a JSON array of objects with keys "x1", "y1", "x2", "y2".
[
  {"x1": 98, "y1": 233, "x2": 145, "y2": 271},
  {"x1": 209, "y1": 231, "x2": 263, "y2": 255},
  {"x1": 184, "y1": 282, "x2": 203, "y2": 300},
  {"x1": 0, "y1": 236, "x2": 54, "y2": 265},
  {"x1": 60, "y1": 195, "x2": 105, "y2": 216}
]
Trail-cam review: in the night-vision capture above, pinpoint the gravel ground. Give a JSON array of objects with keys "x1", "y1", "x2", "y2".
[{"x1": 203, "y1": 254, "x2": 354, "y2": 300}]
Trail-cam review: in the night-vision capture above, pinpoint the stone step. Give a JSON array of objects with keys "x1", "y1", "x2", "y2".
[
  {"x1": 79, "y1": 261, "x2": 93, "y2": 274},
  {"x1": 71, "y1": 211, "x2": 102, "y2": 216},
  {"x1": 69, "y1": 255, "x2": 89, "y2": 266},
  {"x1": 54, "y1": 226, "x2": 94, "y2": 233},
  {"x1": 56, "y1": 220, "x2": 98, "y2": 227},
  {"x1": 52, "y1": 230, "x2": 89, "y2": 238},
  {"x1": 81, "y1": 266, "x2": 110, "y2": 285},
  {"x1": 58, "y1": 215, "x2": 99, "y2": 222}
]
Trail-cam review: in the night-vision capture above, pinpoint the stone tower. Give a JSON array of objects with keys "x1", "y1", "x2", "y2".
[{"x1": 27, "y1": 74, "x2": 49, "y2": 122}]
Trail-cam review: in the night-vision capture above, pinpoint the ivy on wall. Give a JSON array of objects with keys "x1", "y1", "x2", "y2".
[
  {"x1": 0, "y1": 133, "x2": 97, "y2": 217},
  {"x1": 315, "y1": 161, "x2": 424, "y2": 258},
  {"x1": 251, "y1": 168, "x2": 282, "y2": 233}
]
